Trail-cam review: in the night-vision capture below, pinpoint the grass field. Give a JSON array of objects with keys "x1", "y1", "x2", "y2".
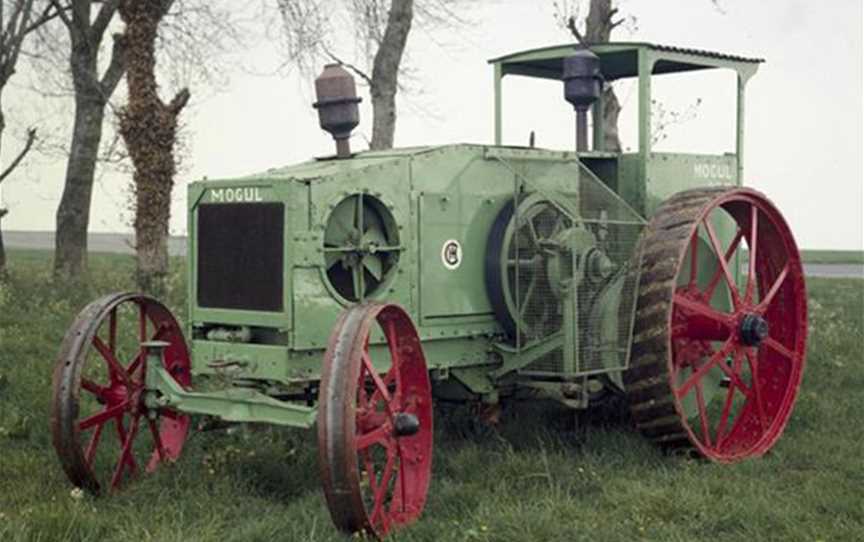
[
  {"x1": 799, "y1": 249, "x2": 864, "y2": 265},
  {"x1": 1, "y1": 250, "x2": 862, "y2": 542}
]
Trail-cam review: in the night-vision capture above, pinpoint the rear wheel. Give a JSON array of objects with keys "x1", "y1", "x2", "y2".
[
  {"x1": 51, "y1": 293, "x2": 191, "y2": 494},
  {"x1": 624, "y1": 187, "x2": 807, "y2": 461},
  {"x1": 318, "y1": 303, "x2": 433, "y2": 538}
]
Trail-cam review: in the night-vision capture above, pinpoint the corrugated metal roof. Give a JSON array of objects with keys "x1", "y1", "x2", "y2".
[
  {"x1": 645, "y1": 42, "x2": 763, "y2": 64},
  {"x1": 489, "y1": 41, "x2": 763, "y2": 65}
]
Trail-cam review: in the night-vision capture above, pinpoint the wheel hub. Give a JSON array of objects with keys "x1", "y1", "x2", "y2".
[
  {"x1": 393, "y1": 412, "x2": 420, "y2": 437},
  {"x1": 739, "y1": 313, "x2": 769, "y2": 346}
]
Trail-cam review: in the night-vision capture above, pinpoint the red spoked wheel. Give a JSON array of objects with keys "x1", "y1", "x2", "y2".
[
  {"x1": 624, "y1": 187, "x2": 807, "y2": 462},
  {"x1": 51, "y1": 293, "x2": 191, "y2": 494},
  {"x1": 318, "y1": 303, "x2": 433, "y2": 538}
]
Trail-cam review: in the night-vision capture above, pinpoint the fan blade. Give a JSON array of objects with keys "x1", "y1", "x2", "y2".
[
  {"x1": 325, "y1": 252, "x2": 341, "y2": 270},
  {"x1": 362, "y1": 220, "x2": 388, "y2": 246},
  {"x1": 325, "y1": 200, "x2": 356, "y2": 246},
  {"x1": 363, "y1": 254, "x2": 384, "y2": 281}
]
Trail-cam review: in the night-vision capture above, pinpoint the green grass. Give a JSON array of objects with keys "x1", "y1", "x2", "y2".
[
  {"x1": 1, "y1": 249, "x2": 862, "y2": 541},
  {"x1": 799, "y1": 249, "x2": 864, "y2": 265}
]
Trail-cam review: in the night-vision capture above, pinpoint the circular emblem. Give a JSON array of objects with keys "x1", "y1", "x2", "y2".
[{"x1": 441, "y1": 239, "x2": 462, "y2": 270}]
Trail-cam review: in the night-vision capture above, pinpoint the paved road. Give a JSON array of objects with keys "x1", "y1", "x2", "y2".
[{"x1": 4, "y1": 230, "x2": 864, "y2": 278}]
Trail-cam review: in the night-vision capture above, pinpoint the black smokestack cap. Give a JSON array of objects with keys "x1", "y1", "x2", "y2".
[
  {"x1": 313, "y1": 64, "x2": 362, "y2": 158},
  {"x1": 562, "y1": 49, "x2": 603, "y2": 151},
  {"x1": 562, "y1": 48, "x2": 603, "y2": 111}
]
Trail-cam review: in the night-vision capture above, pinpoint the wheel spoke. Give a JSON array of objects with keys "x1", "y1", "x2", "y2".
[
  {"x1": 370, "y1": 447, "x2": 397, "y2": 529},
  {"x1": 756, "y1": 264, "x2": 789, "y2": 314},
  {"x1": 360, "y1": 449, "x2": 377, "y2": 495},
  {"x1": 383, "y1": 319, "x2": 403, "y2": 408},
  {"x1": 81, "y1": 378, "x2": 110, "y2": 400},
  {"x1": 673, "y1": 293, "x2": 731, "y2": 325},
  {"x1": 689, "y1": 231, "x2": 699, "y2": 286},
  {"x1": 714, "y1": 388, "x2": 737, "y2": 447},
  {"x1": 745, "y1": 350, "x2": 768, "y2": 429},
  {"x1": 695, "y1": 381, "x2": 712, "y2": 447},
  {"x1": 356, "y1": 425, "x2": 390, "y2": 451},
  {"x1": 526, "y1": 216, "x2": 540, "y2": 246},
  {"x1": 519, "y1": 275, "x2": 538, "y2": 318},
  {"x1": 111, "y1": 414, "x2": 141, "y2": 490},
  {"x1": 763, "y1": 336, "x2": 796, "y2": 362},
  {"x1": 704, "y1": 228, "x2": 745, "y2": 301},
  {"x1": 84, "y1": 422, "x2": 105, "y2": 467},
  {"x1": 79, "y1": 400, "x2": 129, "y2": 431},
  {"x1": 715, "y1": 354, "x2": 751, "y2": 397},
  {"x1": 746, "y1": 205, "x2": 759, "y2": 303},
  {"x1": 704, "y1": 219, "x2": 741, "y2": 308},
  {"x1": 92, "y1": 336, "x2": 131, "y2": 386},
  {"x1": 362, "y1": 352, "x2": 391, "y2": 404},
  {"x1": 676, "y1": 340, "x2": 734, "y2": 399}
]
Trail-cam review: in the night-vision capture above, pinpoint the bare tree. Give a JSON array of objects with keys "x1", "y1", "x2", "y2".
[
  {"x1": 276, "y1": 0, "x2": 465, "y2": 150},
  {"x1": 46, "y1": 0, "x2": 127, "y2": 280},
  {"x1": 0, "y1": 0, "x2": 58, "y2": 276},
  {"x1": 116, "y1": 0, "x2": 187, "y2": 295}
]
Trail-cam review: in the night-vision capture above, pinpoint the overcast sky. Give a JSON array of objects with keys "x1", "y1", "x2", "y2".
[{"x1": 1, "y1": 0, "x2": 862, "y2": 250}]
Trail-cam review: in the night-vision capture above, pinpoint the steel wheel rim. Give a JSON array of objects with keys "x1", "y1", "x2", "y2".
[
  {"x1": 51, "y1": 293, "x2": 191, "y2": 494},
  {"x1": 318, "y1": 303, "x2": 433, "y2": 537},
  {"x1": 668, "y1": 189, "x2": 807, "y2": 461}
]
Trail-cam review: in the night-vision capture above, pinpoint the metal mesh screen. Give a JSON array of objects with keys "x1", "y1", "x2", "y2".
[{"x1": 494, "y1": 157, "x2": 644, "y2": 378}]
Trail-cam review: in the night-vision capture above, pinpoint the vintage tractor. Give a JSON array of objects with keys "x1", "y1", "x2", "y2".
[{"x1": 51, "y1": 42, "x2": 807, "y2": 537}]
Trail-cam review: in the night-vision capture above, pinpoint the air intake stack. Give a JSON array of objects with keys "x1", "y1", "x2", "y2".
[
  {"x1": 313, "y1": 64, "x2": 362, "y2": 158},
  {"x1": 562, "y1": 49, "x2": 603, "y2": 152}
]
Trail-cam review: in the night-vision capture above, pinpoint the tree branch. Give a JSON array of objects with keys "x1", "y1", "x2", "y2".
[
  {"x1": 48, "y1": 0, "x2": 73, "y2": 29},
  {"x1": 90, "y1": 0, "x2": 120, "y2": 44},
  {"x1": 0, "y1": 127, "x2": 37, "y2": 184},
  {"x1": 99, "y1": 32, "x2": 126, "y2": 96},
  {"x1": 323, "y1": 47, "x2": 372, "y2": 85},
  {"x1": 25, "y1": 2, "x2": 70, "y2": 34},
  {"x1": 168, "y1": 87, "x2": 190, "y2": 114},
  {"x1": 566, "y1": 15, "x2": 584, "y2": 44}
]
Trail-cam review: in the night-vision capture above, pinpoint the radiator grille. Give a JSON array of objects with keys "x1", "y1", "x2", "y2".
[{"x1": 197, "y1": 203, "x2": 284, "y2": 311}]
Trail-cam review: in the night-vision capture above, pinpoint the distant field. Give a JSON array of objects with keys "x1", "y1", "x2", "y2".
[
  {"x1": 800, "y1": 249, "x2": 864, "y2": 265},
  {"x1": 1, "y1": 250, "x2": 862, "y2": 541}
]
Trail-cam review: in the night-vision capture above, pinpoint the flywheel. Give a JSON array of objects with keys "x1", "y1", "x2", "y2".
[
  {"x1": 485, "y1": 193, "x2": 577, "y2": 341},
  {"x1": 624, "y1": 187, "x2": 807, "y2": 462}
]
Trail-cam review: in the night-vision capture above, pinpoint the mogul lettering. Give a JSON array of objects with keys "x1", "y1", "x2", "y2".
[{"x1": 209, "y1": 187, "x2": 264, "y2": 203}]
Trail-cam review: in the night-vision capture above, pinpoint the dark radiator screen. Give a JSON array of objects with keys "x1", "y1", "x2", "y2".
[{"x1": 197, "y1": 203, "x2": 284, "y2": 311}]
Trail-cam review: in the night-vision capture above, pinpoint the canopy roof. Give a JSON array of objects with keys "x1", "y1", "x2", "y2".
[{"x1": 488, "y1": 42, "x2": 763, "y2": 81}]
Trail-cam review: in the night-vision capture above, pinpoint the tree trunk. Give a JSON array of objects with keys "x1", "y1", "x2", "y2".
[
  {"x1": 54, "y1": 92, "x2": 106, "y2": 279},
  {"x1": 369, "y1": 0, "x2": 414, "y2": 151},
  {"x1": 118, "y1": 0, "x2": 187, "y2": 296},
  {"x1": 0, "y1": 208, "x2": 7, "y2": 278},
  {"x1": 0, "y1": 100, "x2": 6, "y2": 277},
  {"x1": 584, "y1": 0, "x2": 622, "y2": 152}
]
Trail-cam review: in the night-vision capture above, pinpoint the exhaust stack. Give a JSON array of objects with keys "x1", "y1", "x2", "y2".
[
  {"x1": 313, "y1": 64, "x2": 362, "y2": 158},
  {"x1": 562, "y1": 49, "x2": 603, "y2": 152}
]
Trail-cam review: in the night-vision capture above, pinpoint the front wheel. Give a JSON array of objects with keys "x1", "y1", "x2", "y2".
[
  {"x1": 318, "y1": 303, "x2": 433, "y2": 538},
  {"x1": 51, "y1": 293, "x2": 192, "y2": 494}
]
